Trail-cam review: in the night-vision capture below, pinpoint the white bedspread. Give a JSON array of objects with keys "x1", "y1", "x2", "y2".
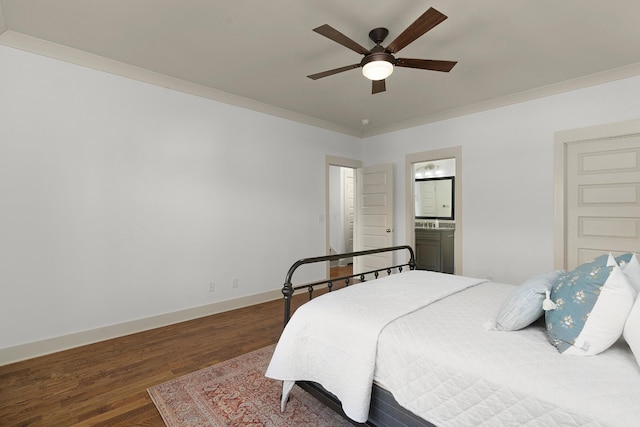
[
  {"x1": 375, "y1": 281, "x2": 640, "y2": 426},
  {"x1": 265, "y1": 270, "x2": 486, "y2": 422}
]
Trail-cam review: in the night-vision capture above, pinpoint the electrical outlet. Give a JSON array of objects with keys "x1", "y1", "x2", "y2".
[
  {"x1": 209, "y1": 282, "x2": 216, "y2": 292},
  {"x1": 232, "y1": 278, "x2": 239, "y2": 288}
]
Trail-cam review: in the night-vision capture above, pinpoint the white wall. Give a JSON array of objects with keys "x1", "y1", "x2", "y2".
[
  {"x1": 0, "y1": 45, "x2": 362, "y2": 352},
  {"x1": 363, "y1": 75, "x2": 640, "y2": 285},
  {"x1": 3, "y1": 41, "x2": 640, "y2": 357}
]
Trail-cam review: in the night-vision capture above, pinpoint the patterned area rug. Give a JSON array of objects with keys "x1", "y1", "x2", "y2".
[{"x1": 148, "y1": 345, "x2": 352, "y2": 426}]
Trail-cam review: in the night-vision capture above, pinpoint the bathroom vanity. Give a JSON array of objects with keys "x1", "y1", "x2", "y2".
[{"x1": 415, "y1": 227, "x2": 454, "y2": 274}]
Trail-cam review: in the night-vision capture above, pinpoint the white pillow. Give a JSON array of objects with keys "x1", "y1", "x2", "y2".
[
  {"x1": 623, "y1": 295, "x2": 640, "y2": 367},
  {"x1": 620, "y1": 253, "x2": 640, "y2": 293}
]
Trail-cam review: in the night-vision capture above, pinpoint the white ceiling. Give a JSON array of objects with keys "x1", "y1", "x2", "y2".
[{"x1": 1, "y1": 0, "x2": 640, "y2": 137}]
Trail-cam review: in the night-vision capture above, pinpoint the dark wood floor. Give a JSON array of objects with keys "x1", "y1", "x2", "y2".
[{"x1": 0, "y1": 266, "x2": 352, "y2": 426}]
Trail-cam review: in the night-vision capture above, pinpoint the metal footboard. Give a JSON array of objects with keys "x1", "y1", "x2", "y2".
[{"x1": 281, "y1": 245, "x2": 416, "y2": 327}]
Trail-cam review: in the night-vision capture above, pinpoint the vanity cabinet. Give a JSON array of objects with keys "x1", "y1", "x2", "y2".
[{"x1": 415, "y1": 228, "x2": 454, "y2": 274}]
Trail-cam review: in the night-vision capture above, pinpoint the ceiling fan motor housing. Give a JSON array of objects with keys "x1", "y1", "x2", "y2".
[
  {"x1": 369, "y1": 27, "x2": 389, "y2": 44},
  {"x1": 361, "y1": 28, "x2": 396, "y2": 72}
]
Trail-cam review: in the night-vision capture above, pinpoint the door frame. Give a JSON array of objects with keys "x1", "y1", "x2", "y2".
[
  {"x1": 325, "y1": 155, "x2": 363, "y2": 278},
  {"x1": 553, "y1": 118, "x2": 640, "y2": 269},
  {"x1": 405, "y1": 146, "x2": 463, "y2": 275}
]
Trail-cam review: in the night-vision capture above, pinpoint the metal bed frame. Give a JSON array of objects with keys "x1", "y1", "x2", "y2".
[{"x1": 279, "y1": 245, "x2": 436, "y2": 427}]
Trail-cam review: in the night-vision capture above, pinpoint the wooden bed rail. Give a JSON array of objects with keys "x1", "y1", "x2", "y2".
[{"x1": 281, "y1": 245, "x2": 416, "y2": 327}]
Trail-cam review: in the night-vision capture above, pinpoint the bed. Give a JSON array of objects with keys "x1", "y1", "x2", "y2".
[{"x1": 265, "y1": 246, "x2": 640, "y2": 427}]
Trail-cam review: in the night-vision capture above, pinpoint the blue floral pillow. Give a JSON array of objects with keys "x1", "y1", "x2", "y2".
[{"x1": 545, "y1": 254, "x2": 636, "y2": 356}]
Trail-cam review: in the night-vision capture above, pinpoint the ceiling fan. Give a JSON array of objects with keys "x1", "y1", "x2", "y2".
[{"x1": 307, "y1": 7, "x2": 457, "y2": 94}]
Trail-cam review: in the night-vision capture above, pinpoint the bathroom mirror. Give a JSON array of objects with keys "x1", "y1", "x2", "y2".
[{"x1": 415, "y1": 177, "x2": 454, "y2": 220}]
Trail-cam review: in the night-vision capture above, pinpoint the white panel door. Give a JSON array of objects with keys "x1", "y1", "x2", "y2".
[
  {"x1": 354, "y1": 164, "x2": 394, "y2": 274},
  {"x1": 566, "y1": 135, "x2": 640, "y2": 269}
]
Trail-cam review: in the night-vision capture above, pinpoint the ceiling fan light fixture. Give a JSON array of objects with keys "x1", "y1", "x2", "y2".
[
  {"x1": 362, "y1": 60, "x2": 394, "y2": 81},
  {"x1": 309, "y1": 8, "x2": 455, "y2": 93}
]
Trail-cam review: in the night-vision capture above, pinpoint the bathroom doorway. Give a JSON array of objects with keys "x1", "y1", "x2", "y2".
[{"x1": 405, "y1": 147, "x2": 463, "y2": 274}]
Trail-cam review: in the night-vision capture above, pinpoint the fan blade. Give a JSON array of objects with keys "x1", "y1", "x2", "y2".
[
  {"x1": 386, "y1": 7, "x2": 447, "y2": 54},
  {"x1": 307, "y1": 64, "x2": 360, "y2": 80},
  {"x1": 396, "y1": 58, "x2": 457, "y2": 72},
  {"x1": 372, "y1": 79, "x2": 386, "y2": 94},
  {"x1": 313, "y1": 24, "x2": 370, "y2": 55}
]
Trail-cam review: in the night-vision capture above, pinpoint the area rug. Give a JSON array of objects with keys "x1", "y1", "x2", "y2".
[{"x1": 147, "y1": 344, "x2": 352, "y2": 426}]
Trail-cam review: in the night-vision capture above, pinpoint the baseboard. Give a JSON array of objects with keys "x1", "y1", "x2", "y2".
[{"x1": 0, "y1": 289, "x2": 283, "y2": 366}]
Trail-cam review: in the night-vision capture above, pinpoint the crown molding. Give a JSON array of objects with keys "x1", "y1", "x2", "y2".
[
  {"x1": 0, "y1": 30, "x2": 363, "y2": 138},
  {"x1": 3, "y1": 30, "x2": 640, "y2": 140},
  {"x1": 363, "y1": 62, "x2": 640, "y2": 138}
]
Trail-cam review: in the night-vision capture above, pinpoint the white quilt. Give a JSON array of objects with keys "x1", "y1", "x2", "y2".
[
  {"x1": 265, "y1": 270, "x2": 486, "y2": 422},
  {"x1": 375, "y1": 281, "x2": 640, "y2": 426}
]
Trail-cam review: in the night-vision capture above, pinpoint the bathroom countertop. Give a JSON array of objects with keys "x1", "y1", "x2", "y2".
[{"x1": 415, "y1": 225, "x2": 455, "y2": 231}]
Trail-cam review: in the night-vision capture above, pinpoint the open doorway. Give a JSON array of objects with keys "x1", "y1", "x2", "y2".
[
  {"x1": 325, "y1": 155, "x2": 363, "y2": 280},
  {"x1": 405, "y1": 147, "x2": 463, "y2": 275},
  {"x1": 329, "y1": 165, "x2": 355, "y2": 278}
]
